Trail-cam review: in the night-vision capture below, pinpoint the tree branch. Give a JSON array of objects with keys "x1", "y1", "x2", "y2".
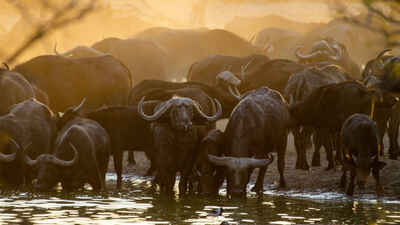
[{"x1": 5, "y1": 0, "x2": 96, "y2": 64}]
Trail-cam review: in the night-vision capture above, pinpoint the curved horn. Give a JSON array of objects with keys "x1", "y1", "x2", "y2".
[
  {"x1": 50, "y1": 142, "x2": 79, "y2": 167},
  {"x1": 1, "y1": 63, "x2": 9, "y2": 70},
  {"x1": 241, "y1": 154, "x2": 274, "y2": 168},
  {"x1": 208, "y1": 154, "x2": 274, "y2": 169},
  {"x1": 295, "y1": 46, "x2": 323, "y2": 59},
  {"x1": 329, "y1": 43, "x2": 343, "y2": 61},
  {"x1": 376, "y1": 48, "x2": 392, "y2": 59},
  {"x1": 72, "y1": 98, "x2": 86, "y2": 113},
  {"x1": 313, "y1": 39, "x2": 335, "y2": 54},
  {"x1": 228, "y1": 85, "x2": 241, "y2": 100},
  {"x1": 241, "y1": 59, "x2": 254, "y2": 79},
  {"x1": 193, "y1": 98, "x2": 222, "y2": 122},
  {"x1": 138, "y1": 96, "x2": 173, "y2": 121},
  {"x1": 23, "y1": 142, "x2": 38, "y2": 167},
  {"x1": 0, "y1": 138, "x2": 19, "y2": 163},
  {"x1": 208, "y1": 154, "x2": 233, "y2": 167}
]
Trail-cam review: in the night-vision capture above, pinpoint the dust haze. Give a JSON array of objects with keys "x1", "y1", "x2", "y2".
[{"x1": 0, "y1": 0, "x2": 366, "y2": 64}]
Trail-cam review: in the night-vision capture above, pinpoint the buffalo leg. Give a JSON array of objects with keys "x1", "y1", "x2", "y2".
[
  {"x1": 388, "y1": 116, "x2": 399, "y2": 160},
  {"x1": 293, "y1": 128, "x2": 309, "y2": 170},
  {"x1": 127, "y1": 151, "x2": 136, "y2": 165},
  {"x1": 372, "y1": 167, "x2": 384, "y2": 196},
  {"x1": 252, "y1": 166, "x2": 266, "y2": 194},
  {"x1": 346, "y1": 169, "x2": 356, "y2": 196},
  {"x1": 113, "y1": 150, "x2": 123, "y2": 189},
  {"x1": 312, "y1": 131, "x2": 322, "y2": 167},
  {"x1": 340, "y1": 169, "x2": 347, "y2": 189},
  {"x1": 278, "y1": 140, "x2": 287, "y2": 188},
  {"x1": 325, "y1": 137, "x2": 335, "y2": 170},
  {"x1": 145, "y1": 150, "x2": 156, "y2": 176}
]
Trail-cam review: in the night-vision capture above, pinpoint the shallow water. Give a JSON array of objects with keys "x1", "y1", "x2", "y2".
[{"x1": 0, "y1": 173, "x2": 400, "y2": 225}]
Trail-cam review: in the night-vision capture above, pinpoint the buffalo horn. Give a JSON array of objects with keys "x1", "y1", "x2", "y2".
[
  {"x1": 208, "y1": 154, "x2": 274, "y2": 169},
  {"x1": 329, "y1": 43, "x2": 343, "y2": 61},
  {"x1": 138, "y1": 96, "x2": 173, "y2": 121},
  {"x1": 50, "y1": 142, "x2": 79, "y2": 167},
  {"x1": 193, "y1": 98, "x2": 222, "y2": 122},
  {"x1": 376, "y1": 48, "x2": 392, "y2": 59},
  {"x1": 0, "y1": 138, "x2": 19, "y2": 163},
  {"x1": 23, "y1": 142, "x2": 38, "y2": 167},
  {"x1": 228, "y1": 85, "x2": 241, "y2": 100},
  {"x1": 72, "y1": 98, "x2": 86, "y2": 113},
  {"x1": 295, "y1": 46, "x2": 323, "y2": 59}
]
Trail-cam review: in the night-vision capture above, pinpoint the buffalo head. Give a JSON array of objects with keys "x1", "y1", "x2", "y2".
[
  {"x1": 194, "y1": 129, "x2": 225, "y2": 196},
  {"x1": 216, "y1": 71, "x2": 241, "y2": 100},
  {"x1": 362, "y1": 49, "x2": 393, "y2": 80},
  {"x1": 138, "y1": 96, "x2": 222, "y2": 131},
  {"x1": 208, "y1": 154, "x2": 273, "y2": 197},
  {"x1": 23, "y1": 142, "x2": 79, "y2": 191},
  {"x1": 296, "y1": 38, "x2": 344, "y2": 64},
  {"x1": 55, "y1": 98, "x2": 86, "y2": 130},
  {"x1": 343, "y1": 152, "x2": 385, "y2": 189},
  {"x1": 0, "y1": 137, "x2": 22, "y2": 163}
]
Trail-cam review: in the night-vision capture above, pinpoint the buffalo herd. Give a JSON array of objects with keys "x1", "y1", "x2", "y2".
[{"x1": 0, "y1": 25, "x2": 399, "y2": 198}]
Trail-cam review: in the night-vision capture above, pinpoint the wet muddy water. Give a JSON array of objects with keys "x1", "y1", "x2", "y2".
[{"x1": 0, "y1": 174, "x2": 399, "y2": 225}]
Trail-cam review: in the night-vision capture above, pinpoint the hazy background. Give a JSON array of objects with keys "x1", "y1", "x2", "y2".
[{"x1": 0, "y1": 0, "x2": 366, "y2": 64}]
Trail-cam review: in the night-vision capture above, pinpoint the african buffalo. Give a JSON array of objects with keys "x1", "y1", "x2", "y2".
[
  {"x1": 240, "y1": 59, "x2": 306, "y2": 93},
  {"x1": 129, "y1": 80, "x2": 240, "y2": 119},
  {"x1": 0, "y1": 66, "x2": 35, "y2": 115},
  {"x1": 91, "y1": 37, "x2": 169, "y2": 82},
  {"x1": 340, "y1": 114, "x2": 386, "y2": 196},
  {"x1": 284, "y1": 66, "x2": 347, "y2": 170},
  {"x1": 295, "y1": 37, "x2": 360, "y2": 79},
  {"x1": 0, "y1": 99, "x2": 56, "y2": 187},
  {"x1": 208, "y1": 87, "x2": 289, "y2": 197},
  {"x1": 252, "y1": 27, "x2": 302, "y2": 60},
  {"x1": 24, "y1": 117, "x2": 110, "y2": 191},
  {"x1": 289, "y1": 81, "x2": 397, "y2": 169},
  {"x1": 138, "y1": 95, "x2": 222, "y2": 195},
  {"x1": 134, "y1": 27, "x2": 263, "y2": 80},
  {"x1": 13, "y1": 55, "x2": 132, "y2": 112},
  {"x1": 193, "y1": 129, "x2": 226, "y2": 196},
  {"x1": 362, "y1": 48, "x2": 400, "y2": 159},
  {"x1": 187, "y1": 54, "x2": 270, "y2": 98}
]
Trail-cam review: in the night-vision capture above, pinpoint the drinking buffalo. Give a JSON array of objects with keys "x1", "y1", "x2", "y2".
[
  {"x1": 138, "y1": 96, "x2": 221, "y2": 195},
  {"x1": 208, "y1": 87, "x2": 290, "y2": 197},
  {"x1": 340, "y1": 114, "x2": 386, "y2": 196},
  {"x1": 24, "y1": 117, "x2": 110, "y2": 191},
  {"x1": 194, "y1": 129, "x2": 226, "y2": 196},
  {"x1": 0, "y1": 99, "x2": 56, "y2": 187}
]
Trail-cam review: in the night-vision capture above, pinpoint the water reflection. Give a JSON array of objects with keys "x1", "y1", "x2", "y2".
[{"x1": 0, "y1": 174, "x2": 398, "y2": 224}]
